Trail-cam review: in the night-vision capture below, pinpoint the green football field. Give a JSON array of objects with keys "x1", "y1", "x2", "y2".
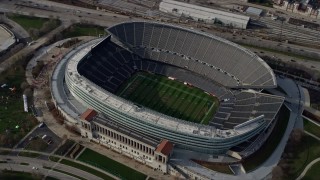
[{"x1": 116, "y1": 72, "x2": 219, "y2": 125}]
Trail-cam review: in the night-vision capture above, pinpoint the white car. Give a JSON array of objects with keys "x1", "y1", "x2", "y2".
[{"x1": 1, "y1": 84, "x2": 7, "y2": 88}]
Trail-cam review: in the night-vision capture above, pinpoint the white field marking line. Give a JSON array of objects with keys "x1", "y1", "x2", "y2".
[
  {"x1": 139, "y1": 74, "x2": 210, "y2": 100},
  {"x1": 200, "y1": 101, "x2": 216, "y2": 124}
]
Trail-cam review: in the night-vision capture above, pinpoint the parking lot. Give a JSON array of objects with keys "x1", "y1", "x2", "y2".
[{"x1": 16, "y1": 123, "x2": 62, "y2": 154}]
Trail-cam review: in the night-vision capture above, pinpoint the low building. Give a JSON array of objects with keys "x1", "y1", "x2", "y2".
[
  {"x1": 245, "y1": 7, "x2": 263, "y2": 16},
  {"x1": 79, "y1": 109, "x2": 173, "y2": 173},
  {"x1": 159, "y1": 0, "x2": 250, "y2": 29}
]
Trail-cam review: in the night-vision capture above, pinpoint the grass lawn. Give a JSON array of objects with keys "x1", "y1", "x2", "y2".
[
  {"x1": 302, "y1": 160, "x2": 320, "y2": 180},
  {"x1": 18, "y1": 151, "x2": 40, "y2": 158},
  {"x1": 304, "y1": 118, "x2": 320, "y2": 138},
  {"x1": 117, "y1": 72, "x2": 219, "y2": 124},
  {"x1": 8, "y1": 14, "x2": 47, "y2": 30},
  {"x1": 49, "y1": 156, "x2": 60, "y2": 162},
  {"x1": 0, "y1": 170, "x2": 41, "y2": 180},
  {"x1": 60, "y1": 159, "x2": 114, "y2": 180},
  {"x1": 62, "y1": 24, "x2": 106, "y2": 38},
  {"x1": 8, "y1": 14, "x2": 60, "y2": 40},
  {"x1": 25, "y1": 137, "x2": 48, "y2": 152},
  {"x1": 284, "y1": 135, "x2": 320, "y2": 179},
  {"x1": 0, "y1": 64, "x2": 38, "y2": 148},
  {"x1": 242, "y1": 105, "x2": 290, "y2": 172},
  {"x1": 77, "y1": 148, "x2": 147, "y2": 180}
]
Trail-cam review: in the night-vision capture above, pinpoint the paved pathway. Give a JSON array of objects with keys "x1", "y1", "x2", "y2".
[{"x1": 304, "y1": 131, "x2": 320, "y2": 141}]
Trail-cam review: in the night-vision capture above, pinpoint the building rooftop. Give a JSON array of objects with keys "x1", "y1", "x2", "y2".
[
  {"x1": 155, "y1": 139, "x2": 173, "y2": 156},
  {"x1": 246, "y1": 7, "x2": 263, "y2": 16},
  {"x1": 94, "y1": 116, "x2": 159, "y2": 147},
  {"x1": 80, "y1": 109, "x2": 98, "y2": 122},
  {"x1": 160, "y1": 0, "x2": 250, "y2": 26}
]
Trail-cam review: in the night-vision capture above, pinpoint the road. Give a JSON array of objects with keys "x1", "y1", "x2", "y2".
[{"x1": 0, "y1": 154, "x2": 103, "y2": 180}]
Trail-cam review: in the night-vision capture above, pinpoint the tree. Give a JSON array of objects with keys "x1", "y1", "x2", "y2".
[
  {"x1": 23, "y1": 88, "x2": 33, "y2": 98},
  {"x1": 20, "y1": 81, "x2": 30, "y2": 90},
  {"x1": 290, "y1": 128, "x2": 304, "y2": 145},
  {"x1": 62, "y1": 134, "x2": 68, "y2": 140},
  {"x1": 272, "y1": 166, "x2": 284, "y2": 180},
  {"x1": 28, "y1": 28, "x2": 40, "y2": 39}
]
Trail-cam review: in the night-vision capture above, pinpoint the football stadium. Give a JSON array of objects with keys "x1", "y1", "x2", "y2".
[{"x1": 64, "y1": 21, "x2": 284, "y2": 155}]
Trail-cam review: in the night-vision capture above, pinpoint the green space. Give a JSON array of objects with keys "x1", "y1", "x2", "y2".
[
  {"x1": 304, "y1": 118, "x2": 320, "y2": 138},
  {"x1": 62, "y1": 24, "x2": 106, "y2": 38},
  {"x1": 8, "y1": 14, "x2": 60, "y2": 39},
  {"x1": 49, "y1": 156, "x2": 60, "y2": 162},
  {"x1": 18, "y1": 151, "x2": 40, "y2": 158},
  {"x1": 242, "y1": 105, "x2": 290, "y2": 172},
  {"x1": 116, "y1": 72, "x2": 219, "y2": 124},
  {"x1": 51, "y1": 168, "x2": 86, "y2": 180},
  {"x1": 25, "y1": 137, "x2": 48, "y2": 152},
  {"x1": 0, "y1": 60, "x2": 38, "y2": 148},
  {"x1": 8, "y1": 14, "x2": 47, "y2": 30},
  {"x1": 281, "y1": 134, "x2": 320, "y2": 179},
  {"x1": 0, "y1": 170, "x2": 41, "y2": 180},
  {"x1": 302, "y1": 160, "x2": 320, "y2": 180},
  {"x1": 60, "y1": 159, "x2": 114, "y2": 180},
  {"x1": 77, "y1": 148, "x2": 147, "y2": 180}
]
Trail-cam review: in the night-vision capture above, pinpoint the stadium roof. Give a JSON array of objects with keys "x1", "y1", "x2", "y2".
[
  {"x1": 66, "y1": 42, "x2": 268, "y2": 139},
  {"x1": 108, "y1": 21, "x2": 277, "y2": 88}
]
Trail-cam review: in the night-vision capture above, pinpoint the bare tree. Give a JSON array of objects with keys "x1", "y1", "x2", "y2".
[
  {"x1": 28, "y1": 28, "x2": 40, "y2": 39},
  {"x1": 20, "y1": 81, "x2": 30, "y2": 90},
  {"x1": 290, "y1": 128, "x2": 304, "y2": 145},
  {"x1": 23, "y1": 88, "x2": 33, "y2": 98},
  {"x1": 272, "y1": 166, "x2": 284, "y2": 180}
]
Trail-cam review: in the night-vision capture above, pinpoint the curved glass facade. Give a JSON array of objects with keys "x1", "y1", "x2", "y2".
[{"x1": 65, "y1": 71, "x2": 267, "y2": 154}]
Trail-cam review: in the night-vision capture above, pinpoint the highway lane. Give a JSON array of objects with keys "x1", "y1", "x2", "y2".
[
  {"x1": 1, "y1": 0, "x2": 137, "y2": 27},
  {"x1": 0, "y1": 163, "x2": 78, "y2": 180},
  {"x1": 0, "y1": 155, "x2": 102, "y2": 180}
]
